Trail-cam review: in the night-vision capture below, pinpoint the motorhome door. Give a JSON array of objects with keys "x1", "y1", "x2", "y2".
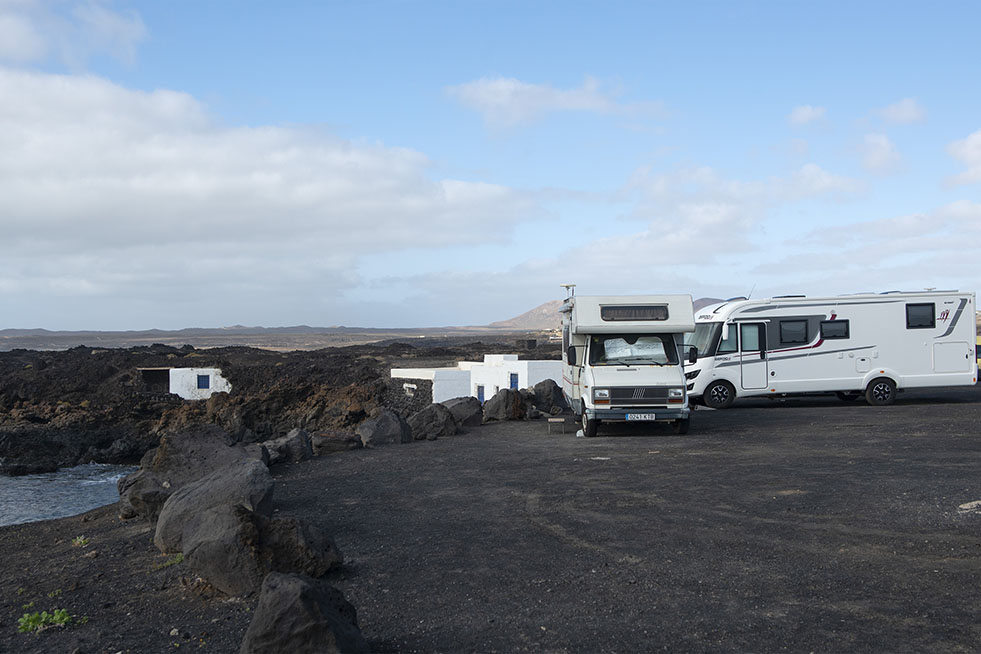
[{"x1": 739, "y1": 322, "x2": 768, "y2": 389}]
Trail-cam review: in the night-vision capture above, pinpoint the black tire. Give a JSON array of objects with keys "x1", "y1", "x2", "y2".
[
  {"x1": 836, "y1": 391, "x2": 862, "y2": 402},
  {"x1": 703, "y1": 380, "x2": 736, "y2": 409},
  {"x1": 582, "y1": 412, "x2": 598, "y2": 438},
  {"x1": 673, "y1": 418, "x2": 690, "y2": 435},
  {"x1": 865, "y1": 377, "x2": 897, "y2": 406}
]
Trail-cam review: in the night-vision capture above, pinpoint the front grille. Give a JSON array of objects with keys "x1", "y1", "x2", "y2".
[{"x1": 610, "y1": 387, "x2": 670, "y2": 406}]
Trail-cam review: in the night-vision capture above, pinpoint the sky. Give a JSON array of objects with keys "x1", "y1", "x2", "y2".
[{"x1": 1, "y1": 1, "x2": 980, "y2": 330}]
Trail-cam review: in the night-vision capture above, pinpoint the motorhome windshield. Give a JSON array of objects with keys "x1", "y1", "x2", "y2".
[
  {"x1": 588, "y1": 334, "x2": 679, "y2": 366},
  {"x1": 685, "y1": 323, "x2": 722, "y2": 357}
]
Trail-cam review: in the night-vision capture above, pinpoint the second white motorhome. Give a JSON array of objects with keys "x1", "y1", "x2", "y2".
[
  {"x1": 684, "y1": 291, "x2": 978, "y2": 408},
  {"x1": 560, "y1": 292, "x2": 696, "y2": 436}
]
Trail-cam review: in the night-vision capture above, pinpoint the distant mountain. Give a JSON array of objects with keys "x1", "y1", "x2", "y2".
[
  {"x1": 694, "y1": 297, "x2": 725, "y2": 311},
  {"x1": 488, "y1": 300, "x2": 564, "y2": 331}
]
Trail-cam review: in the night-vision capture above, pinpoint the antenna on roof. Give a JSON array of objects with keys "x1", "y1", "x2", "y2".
[
  {"x1": 747, "y1": 284, "x2": 756, "y2": 299},
  {"x1": 560, "y1": 283, "x2": 576, "y2": 298}
]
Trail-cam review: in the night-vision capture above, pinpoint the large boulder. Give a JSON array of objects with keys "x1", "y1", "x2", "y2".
[
  {"x1": 181, "y1": 505, "x2": 343, "y2": 597},
  {"x1": 183, "y1": 503, "x2": 265, "y2": 597},
  {"x1": 257, "y1": 515, "x2": 343, "y2": 579},
  {"x1": 482, "y1": 388, "x2": 526, "y2": 422},
  {"x1": 407, "y1": 403, "x2": 458, "y2": 441},
  {"x1": 532, "y1": 379, "x2": 568, "y2": 415},
  {"x1": 239, "y1": 573, "x2": 369, "y2": 654},
  {"x1": 440, "y1": 396, "x2": 483, "y2": 429},
  {"x1": 311, "y1": 429, "x2": 362, "y2": 455},
  {"x1": 356, "y1": 410, "x2": 412, "y2": 447},
  {"x1": 261, "y1": 428, "x2": 313, "y2": 465},
  {"x1": 154, "y1": 458, "x2": 274, "y2": 554},
  {"x1": 117, "y1": 424, "x2": 252, "y2": 523}
]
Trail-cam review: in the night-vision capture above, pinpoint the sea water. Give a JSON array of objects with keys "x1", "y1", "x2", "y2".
[{"x1": 0, "y1": 463, "x2": 136, "y2": 527}]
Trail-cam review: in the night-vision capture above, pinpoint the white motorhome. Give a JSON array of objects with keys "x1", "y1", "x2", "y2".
[
  {"x1": 560, "y1": 293, "x2": 696, "y2": 436},
  {"x1": 684, "y1": 291, "x2": 978, "y2": 408}
]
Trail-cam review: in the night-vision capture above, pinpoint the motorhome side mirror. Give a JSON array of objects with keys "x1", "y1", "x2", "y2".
[
  {"x1": 721, "y1": 323, "x2": 729, "y2": 340},
  {"x1": 688, "y1": 347, "x2": 698, "y2": 365},
  {"x1": 566, "y1": 347, "x2": 577, "y2": 365}
]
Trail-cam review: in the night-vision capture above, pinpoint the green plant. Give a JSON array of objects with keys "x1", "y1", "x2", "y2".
[
  {"x1": 16, "y1": 587, "x2": 25, "y2": 596},
  {"x1": 79, "y1": 400, "x2": 90, "y2": 409},
  {"x1": 46, "y1": 589, "x2": 61, "y2": 599},
  {"x1": 152, "y1": 552, "x2": 184, "y2": 570},
  {"x1": 21, "y1": 601, "x2": 34, "y2": 610},
  {"x1": 71, "y1": 535, "x2": 89, "y2": 547},
  {"x1": 17, "y1": 609, "x2": 72, "y2": 633}
]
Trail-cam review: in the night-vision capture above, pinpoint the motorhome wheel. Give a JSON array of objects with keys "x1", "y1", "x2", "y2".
[
  {"x1": 703, "y1": 380, "x2": 735, "y2": 409},
  {"x1": 865, "y1": 378, "x2": 897, "y2": 406},
  {"x1": 673, "y1": 418, "x2": 690, "y2": 435},
  {"x1": 835, "y1": 391, "x2": 862, "y2": 402},
  {"x1": 582, "y1": 413, "x2": 598, "y2": 438}
]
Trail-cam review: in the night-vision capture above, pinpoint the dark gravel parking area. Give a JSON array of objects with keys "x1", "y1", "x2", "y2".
[{"x1": 274, "y1": 386, "x2": 981, "y2": 653}]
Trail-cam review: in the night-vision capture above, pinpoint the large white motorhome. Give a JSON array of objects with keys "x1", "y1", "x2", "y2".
[
  {"x1": 560, "y1": 292, "x2": 696, "y2": 436},
  {"x1": 684, "y1": 291, "x2": 978, "y2": 408}
]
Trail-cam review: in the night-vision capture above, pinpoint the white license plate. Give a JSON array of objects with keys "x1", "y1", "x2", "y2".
[{"x1": 626, "y1": 413, "x2": 657, "y2": 421}]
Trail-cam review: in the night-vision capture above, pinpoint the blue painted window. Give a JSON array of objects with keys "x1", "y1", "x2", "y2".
[
  {"x1": 509, "y1": 373, "x2": 519, "y2": 390},
  {"x1": 197, "y1": 374, "x2": 210, "y2": 390}
]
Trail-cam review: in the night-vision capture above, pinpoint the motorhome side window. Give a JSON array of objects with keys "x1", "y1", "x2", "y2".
[
  {"x1": 779, "y1": 320, "x2": 808, "y2": 344},
  {"x1": 717, "y1": 326, "x2": 737, "y2": 353},
  {"x1": 906, "y1": 303, "x2": 935, "y2": 329},
  {"x1": 820, "y1": 320, "x2": 849, "y2": 339}
]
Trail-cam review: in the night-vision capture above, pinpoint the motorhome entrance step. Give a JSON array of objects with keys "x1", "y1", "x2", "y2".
[{"x1": 547, "y1": 417, "x2": 567, "y2": 434}]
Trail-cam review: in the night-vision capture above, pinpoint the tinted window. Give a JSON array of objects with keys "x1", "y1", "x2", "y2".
[
  {"x1": 600, "y1": 305, "x2": 669, "y2": 321},
  {"x1": 820, "y1": 320, "x2": 849, "y2": 339},
  {"x1": 740, "y1": 324, "x2": 764, "y2": 352},
  {"x1": 197, "y1": 374, "x2": 210, "y2": 389},
  {"x1": 718, "y1": 325, "x2": 737, "y2": 353},
  {"x1": 906, "y1": 303, "x2": 935, "y2": 329},
  {"x1": 779, "y1": 320, "x2": 808, "y2": 344}
]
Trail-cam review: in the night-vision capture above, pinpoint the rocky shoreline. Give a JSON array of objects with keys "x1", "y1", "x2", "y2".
[
  {"x1": 0, "y1": 338, "x2": 558, "y2": 475},
  {"x1": 0, "y1": 338, "x2": 563, "y2": 652}
]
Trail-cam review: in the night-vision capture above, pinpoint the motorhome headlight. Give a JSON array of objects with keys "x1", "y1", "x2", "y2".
[
  {"x1": 684, "y1": 370, "x2": 700, "y2": 381},
  {"x1": 667, "y1": 388, "x2": 684, "y2": 404},
  {"x1": 593, "y1": 388, "x2": 610, "y2": 405}
]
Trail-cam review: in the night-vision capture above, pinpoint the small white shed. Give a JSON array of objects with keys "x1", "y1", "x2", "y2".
[{"x1": 168, "y1": 368, "x2": 231, "y2": 400}]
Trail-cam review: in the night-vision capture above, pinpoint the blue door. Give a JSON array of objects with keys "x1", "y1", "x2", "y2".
[
  {"x1": 509, "y1": 373, "x2": 519, "y2": 390},
  {"x1": 476, "y1": 385, "x2": 485, "y2": 403}
]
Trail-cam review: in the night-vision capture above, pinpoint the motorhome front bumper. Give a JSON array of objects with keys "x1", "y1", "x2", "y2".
[{"x1": 587, "y1": 407, "x2": 690, "y2": 422}]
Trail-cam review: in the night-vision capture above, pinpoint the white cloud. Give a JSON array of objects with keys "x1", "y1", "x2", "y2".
[
  {"x1": 0, "y1": 0, "x2": 146, "y2": 67},
  {"x1": 0, "y1": 67, "x2": 545, "y2": 327},
  {"x1": 947, "y1": 129, "x2": 981, "y2": 185},
  {"x1": 0, "y1": 11, "x2": 46, "y2": 61},
  {"x1": 860, "y1": 133, "x2": 902, "y2": 173},
  {"x1": 446, "y1": 76, "x2": 665, "y2": 128},
  {"x1": 758, "y1": 201, "x2": 981, "y2": 293},
  {"x1": 787, "y1": 105, "x2": 826, "y2": 126},
  {"x1": 876, "y1": 98, "x2": 926, "y2": 124}
]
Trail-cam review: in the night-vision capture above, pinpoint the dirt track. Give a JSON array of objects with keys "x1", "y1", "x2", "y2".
[{"x1": 275, "y1": 386, "x2": 981, "y2": 653}]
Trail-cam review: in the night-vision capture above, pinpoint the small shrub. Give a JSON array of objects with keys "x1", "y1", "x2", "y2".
[
  {"x1": 17, "y1": 608, "x2": 72, "y2": 633},
  {"x1": 72, "y1": 535, "x2": 89, "y2": 547},
  {"x1": 152, "y1": 552, "x2": 184, "y2": 571},
  {"x1": 79, "y1": 400, "x2": 90, "y2": 409},
  {"x1": 46, "y1": 589, "x2": 61, "y2": 599}
]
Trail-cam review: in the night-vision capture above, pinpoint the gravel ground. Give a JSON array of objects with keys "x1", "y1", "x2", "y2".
[
  {"x1": 2, "y1": 385, "x2": 978, "y2": 653},
  {"x1": 274, "y1": 386, "x2": 981, "y2": 653}
]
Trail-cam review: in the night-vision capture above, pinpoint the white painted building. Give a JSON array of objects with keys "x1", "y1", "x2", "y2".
[
  {"x1": 138, "y1": 367, "x2": 232, "y2": 400},
  {"x1": 169, "y1": 368, "x2": 231, "y2": 399},
  {"x1": 391, "y1": 354, "x2": 562, "y2": 403}
]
